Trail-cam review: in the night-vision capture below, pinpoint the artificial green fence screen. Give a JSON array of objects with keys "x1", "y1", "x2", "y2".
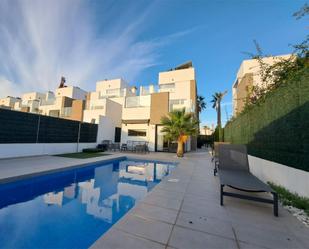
[
  {"x1": 0, "y1": 109, "x2": 98, "y2": 143},
  {"x1": 224, "y1": 71, "x2": 309, "y2": 172}
]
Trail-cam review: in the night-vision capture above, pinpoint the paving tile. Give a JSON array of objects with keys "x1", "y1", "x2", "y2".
[
  {"x1": 233, "y1": 222, "x2": 303, "y2": 249},
  {"x1": 131, "y1": 202, "x2": 178, "y2": 224},
  {"x1": 181, "y1": 197, "x2": 229, "y2": 221},
  {"x1": 91, "y1": 228, "x2": 165, "y2": 249},
  {"x1": 168, "y1": 226, "x2": 238, "y2": 249},
  {"x1": 149, "y1": 188, "x2": 185, "y2": 201},
  {"x1": 239, "y1": 241, "x2": 269, "y2": 249},
  {"x1": 176, "y1": 211, "x2": 235, "y2": 239},
  {"x1": 156, "y1": 181, "x2": 188, "y2": 193},
  {"x1": 183, "y1": 191, "x2": 218, "y2": 203},
  {"x1": 115, "y1": 214, "x2": 173, "y2": 244},
  {"x1": 142, "y1": 192, "x2": 183, "y2": 210}
]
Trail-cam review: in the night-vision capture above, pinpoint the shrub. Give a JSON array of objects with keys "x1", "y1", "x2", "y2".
[{"x1": 82, "y1": 148, "x2": 103, "y2": 153}]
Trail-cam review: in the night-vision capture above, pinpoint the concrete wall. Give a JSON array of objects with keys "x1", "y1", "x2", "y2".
[
  {"x1": 55, "y1": 86, "x2": 87, "y2": 100},
  {"x1": 69, "y1": 99, "x2": 85, "y2": 121},
  {"x1": 150, "y1": 92, "x2": 169, "y2": 124},
  {"x1": 121, "y1": 123, "x2": 155, "y2": 151},
  {"x1": 96, "y1": 78, "x2": 128, "y2": 93},
  {"x1": 97, "y1": 116, "x2": 116, "y2": 143},
  {"x1": 105, "y1": 99, "x2": 122, "y2": 127},
  {"x1": 159, "y1": 68, "x2": 195, "y2": 84},
  {"x1": 122, "y1": 107, "x2": 150, "y2": 120},
  {"x1": 0, "y1": 143, "x2": 97, "y2": 159},
  {"x1": 248, "y1": 155, "x2": 309, "y2": 198},
  {"x1": 232, "y1": 73, "x2": 253, "y2": 115}
]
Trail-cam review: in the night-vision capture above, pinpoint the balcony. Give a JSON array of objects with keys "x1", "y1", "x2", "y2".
[
  {"x1": 158, "y1": 83, "x2": 175, "y2": 93},
  {"x1": 125, "y1": 96, "x2": 151, "y2": 108},
  {"x1": 99, "y1": 88, "x2": 125, "y2": 99},
  {"x1": 88, "y1": 105, "x2": 105, "y2": 110},
  {"x1": 61, "y1": 107, "x2": 72, "y2": 117},
  {"x1": 169, "y1": 99, "x2": 195, "y2": 113},
  {"x1": 40, "y1": 99, "x2": 56, "y2": 106}
]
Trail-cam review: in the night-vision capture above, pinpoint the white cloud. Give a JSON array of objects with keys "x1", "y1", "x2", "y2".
[
  {"x1": 0, "y1": 0, "x2": 193, "y2": 98},
  {"x1": 0, "y1": 77, "x2": 23, "y2": 97}
]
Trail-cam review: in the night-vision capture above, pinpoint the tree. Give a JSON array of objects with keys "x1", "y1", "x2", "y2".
[
  {"x1": 211, "y1": 91, "x2": 227, "y2": 127},
  {"x1": 241, "y1": 4, "x2": 309, "y2": 110},
  {"x1": 161, "y1": 108, "x2": 199, "y2": 157},
  {"x1": 197, "y1": 95, "x2": 207, "y2": 113}
]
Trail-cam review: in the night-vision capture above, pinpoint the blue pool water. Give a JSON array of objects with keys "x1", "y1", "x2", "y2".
[{"x1": 0, "y1": 158, "x2": 176, "y2": 249}]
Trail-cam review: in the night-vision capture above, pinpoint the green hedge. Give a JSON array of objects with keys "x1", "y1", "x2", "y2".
[
  {"x1": 224, "y1": 69, "x2": 309, "y2": 172},
  {"x1": 214, "y1": 126, "x2": 224, "y2": 142}
]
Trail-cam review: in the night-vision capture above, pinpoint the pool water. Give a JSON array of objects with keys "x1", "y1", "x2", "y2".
[{"x1": 0, "y1": 158, "x2": 176, "y2": 249}]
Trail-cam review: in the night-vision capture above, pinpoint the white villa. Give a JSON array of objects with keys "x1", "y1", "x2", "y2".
[{"x1": 0, "y1": 62, "x2": 198, "y2": 152}]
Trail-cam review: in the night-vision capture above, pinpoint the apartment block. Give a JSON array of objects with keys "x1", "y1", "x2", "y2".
[
  {"x1": 39, "y1": 86, "x2": 87, "y2": 121},
  {"x1": 0, "y1": 62, "x2": 198, "y2": 152},
  {"x1": 232, "y1": 54, "x2": 292, "y2": 115},
  {"x1": 121, "y1": 62, "x2": 198, "y2": 152},
  {"x1": 0, "y1": 86, "x2": 88, "y2": 122},
  {"x1": 83, "y1": 79, "x2": 136, "y2": 142},
  {"x1": 0, "y1": 96, "x2": 21, "y2": 110}
]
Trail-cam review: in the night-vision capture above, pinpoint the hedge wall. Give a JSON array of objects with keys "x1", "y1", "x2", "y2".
[
  {"x1": 0, "y1": 109, "x2": 98, "y2": 143},
  {"x1": 224, "y1": 69, "x2": 309, "y2": 172}
]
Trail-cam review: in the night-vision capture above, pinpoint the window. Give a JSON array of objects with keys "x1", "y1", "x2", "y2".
[{"x1": 128, "y1": 129, "x2": 147, "y2": 137}]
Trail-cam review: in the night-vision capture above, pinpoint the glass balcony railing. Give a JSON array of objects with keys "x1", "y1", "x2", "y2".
[
  {"x1": 159, "y1": 83, "x2": 175, "y2": 93},
  {"x1": 61, "y1": 107, "x2": 72, "y2": 117},
  {"x1": 99, "y1": 88, "x2": 126, "y2": 99},
  {"x1": 41, "y1": 99, "x2": 56, "y2": 106},
  {"x1": 125, "y1": 96, "x2": 151, "y2": 108},
  {"x1": 88, "y1": 105, "x2": 105, "y2": 110},
  {"x1": 169, "y1": 99, "x2": 195, "y2": 113}
]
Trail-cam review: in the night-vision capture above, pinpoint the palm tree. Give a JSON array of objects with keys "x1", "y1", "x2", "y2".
[
  {"x1": 211, "y1": 91, "x2": 227, "y2": 127},
  {"x1": 161, "y1": 108, "x2": 199, "y2": 157},
  {"x1": 197, "y1": 95, "x2": 207, "y2": 113}
]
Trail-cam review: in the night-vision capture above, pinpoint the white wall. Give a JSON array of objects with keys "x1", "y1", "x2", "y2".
[
  {"x1": 96, "y1": 78, "x2": 128, "y2": 92},
  {"x1": 248, "y1": 155, "x2": 309, "y2": 198},
  {"x1": 97, "y1": 116, "x2": 115, "y2": 143},
  {"x1": 122, "y1": 107, "x2": 150, "y2": 120},
  {"x1": 55, "y1": 86, "x2": 87, "y2": 100},
  {"x1": 159, "y1": 68, "x2": 195, "y2": 84},
  {"x1": 121, "y1": 123, "x2": 155, "y2": 151},
  {"x1": 0, "y1": 143, "x2": 97, "y2": 159},
  {"x1": 105, "y1": 99, "x2": 122, "y2": 127}
]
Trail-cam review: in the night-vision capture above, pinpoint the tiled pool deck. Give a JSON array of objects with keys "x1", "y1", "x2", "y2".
[{"x1": 1, "y1": 150, "x2": 309, "y2": 249}]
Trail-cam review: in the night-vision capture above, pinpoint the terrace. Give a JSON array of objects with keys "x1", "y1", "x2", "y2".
[{"x1": 0, "y1": 150, "x2": 308, "y2": 248}]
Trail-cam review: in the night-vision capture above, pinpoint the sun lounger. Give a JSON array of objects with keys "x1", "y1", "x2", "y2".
[
  {"x1": 212, "y1": 142, "x2": 230, "y2": 176},
  {"x1": 218, "y1": 144, "x2": 278, "y2": 216}
]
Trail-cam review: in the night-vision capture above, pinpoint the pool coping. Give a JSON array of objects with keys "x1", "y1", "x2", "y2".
[
  {"x1": 0, "y1": 154, "x2": 128, "y2": 184},
  {"x1": 0, "y1": 153, "x2": 179, "y2": 185}
]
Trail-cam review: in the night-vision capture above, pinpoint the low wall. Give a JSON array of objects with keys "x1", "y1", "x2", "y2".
[
  {"x1": 0, "y1": 143, "x2": 97, "y2": 159},
  {"x1": 248, "y1": 155, "x2": 309, "y2": 198}
]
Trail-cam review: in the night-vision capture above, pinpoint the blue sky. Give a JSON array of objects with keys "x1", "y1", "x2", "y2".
[{"x1": 0, "y1": 0, "x2": 307, "y2": 127}]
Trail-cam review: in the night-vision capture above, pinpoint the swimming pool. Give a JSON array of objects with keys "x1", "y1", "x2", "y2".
[{"x1": 0, "y1": 157, "x2": 176, "y2": 249}]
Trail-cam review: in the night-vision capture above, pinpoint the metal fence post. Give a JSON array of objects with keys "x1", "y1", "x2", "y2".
[
  {"x1": 36, "y1": 114, "x2": 41, "y2": 143},
  {"x1": 77, "y1": 122, "x2": 81, "y2": 152}
]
